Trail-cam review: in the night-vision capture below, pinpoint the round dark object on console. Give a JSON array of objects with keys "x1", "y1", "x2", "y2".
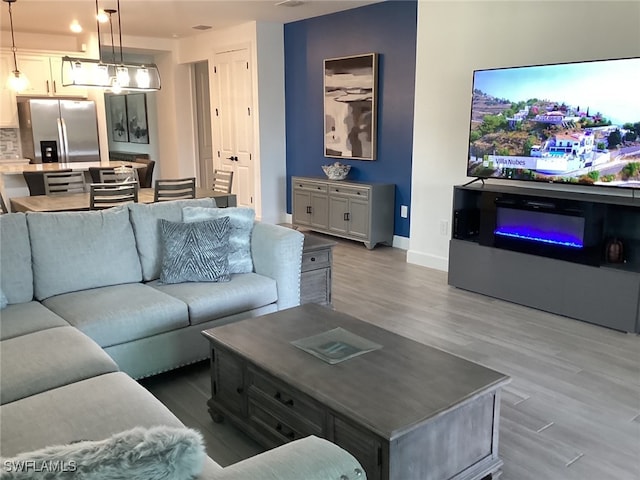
[{"x1": 605, "y1": 238, "x2": 624, "y2": 263}]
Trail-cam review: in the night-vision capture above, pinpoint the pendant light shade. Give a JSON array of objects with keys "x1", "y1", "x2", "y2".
[
  {"x1": 8, "y1": 70, "x2": 28, "y2": 92},
  {"x1": 62, "y1": 57, "x2": 161, "y2": 91},
  {"x1": 3, "y1": 0, "x2": 29, "y2": 93},
  {"x1": 61, "y1": 0, "x2": 161, "y2": 92}
]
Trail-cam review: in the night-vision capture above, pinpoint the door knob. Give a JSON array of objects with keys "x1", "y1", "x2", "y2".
[{"x1": 226, "y1": 156, "x2": 238, "y2": 161}]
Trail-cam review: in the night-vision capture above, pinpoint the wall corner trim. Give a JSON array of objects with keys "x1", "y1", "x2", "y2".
[{"x1": 392, "y1": 235, "x2": 410, "y2": 250}]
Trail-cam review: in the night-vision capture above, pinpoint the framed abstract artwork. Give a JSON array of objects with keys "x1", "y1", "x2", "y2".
[
  {"x1": 108, "y1": 95, "x2": 128, "y2": 143},
  {"x1": 324, "y1": 53, "x2": 378, "y2": 160},
  {"x1": 126, "y1": 93, "x2": 149, "y2": 144}
]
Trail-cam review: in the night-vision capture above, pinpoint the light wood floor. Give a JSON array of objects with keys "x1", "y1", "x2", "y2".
[{"x1": 143, "y1": 233, "x2": 640, "y2": 480}]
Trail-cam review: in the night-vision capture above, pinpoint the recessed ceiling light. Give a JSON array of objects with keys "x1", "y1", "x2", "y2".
[
  {"x1": 70, "y1": 20, "x2": 82, "y2": 33},
  {"x1": 192, "y1": 25, "x2": 212, "y2": 31},
  {"x1": 275, "y1": 0, "x2": 305, "y2": 6}
]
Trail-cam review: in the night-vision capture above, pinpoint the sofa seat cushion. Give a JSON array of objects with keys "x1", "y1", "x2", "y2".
[
  {"x1": 149, "y1": 273, "x2": 277, "y2": 325},
  {"x1": 128, "y1": 198, "x2": 218, "y2": 282},
  {"x1": 42, "y1": 283, "x2": 189, "y2": 348},
  {"x1": 0, "y1": 301, "x2": 69, "y2": 341},
  {"x1": 0, "y1": 326, "x2": 118, "y2": 405},
  {"x1": 27, "y1": 207, "x2": 142, "y2": 300},
  {"x1": 0, "y1": 372, "x2": 187, "y2": 458},
  {"x1": 0, "y1": 213, "x2": 33, "y2": 303}
]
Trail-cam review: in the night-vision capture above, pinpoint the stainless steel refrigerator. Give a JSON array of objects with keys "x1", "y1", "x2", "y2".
[{"x1": 17, "y1": 98, "x2": 100, "y2": 163}]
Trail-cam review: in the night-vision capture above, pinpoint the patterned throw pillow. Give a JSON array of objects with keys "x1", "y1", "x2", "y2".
[
  {"x1": 182, "y1": 206, "x2": 255, "y2": 274},
  {"x1": 159, "y1": 217, "x2": 231, "y2": 284}
]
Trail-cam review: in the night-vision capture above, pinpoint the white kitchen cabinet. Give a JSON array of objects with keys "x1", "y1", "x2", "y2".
[
  {"x1": 14, "y1": 55, "x2": 49, "y2": 96},
  {"x1": 49, "y1": 56, "x2": 88, "y2": 97},
  {"x1": 16, "y1": 54, "x2": 87, "y2": 98},
  {"x1": 0, "y1": 53, "x2": 18, "y2": 127}
]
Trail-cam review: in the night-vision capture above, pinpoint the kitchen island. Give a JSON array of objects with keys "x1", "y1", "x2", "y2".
[
  {"x1": 0, "y1": 161, "x2": 147, "y2": 210},
  {"x1": 0, "y1": 161, "x2": 143, "y2": 175},
  {"x1": 10, "y1": 187, "x2": 236, "y2": 212}
]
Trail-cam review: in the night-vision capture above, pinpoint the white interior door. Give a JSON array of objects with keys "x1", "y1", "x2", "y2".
[{"x1": 213, "y1": 48, "x2": 254, "y2": 208}]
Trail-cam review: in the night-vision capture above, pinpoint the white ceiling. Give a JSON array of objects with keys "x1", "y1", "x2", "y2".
[{"x1": 1, "y1": 0, "x2": 383, "y2": 40}]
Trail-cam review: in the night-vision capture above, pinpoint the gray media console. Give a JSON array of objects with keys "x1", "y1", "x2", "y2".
[{"x1": 448, "y1": 183, "x2": 640, "y2": 333}]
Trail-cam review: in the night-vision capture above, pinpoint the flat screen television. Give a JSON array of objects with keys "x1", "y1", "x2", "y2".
[{"x1": 467, "y1": 57, "x2": 640, "y2": 189}]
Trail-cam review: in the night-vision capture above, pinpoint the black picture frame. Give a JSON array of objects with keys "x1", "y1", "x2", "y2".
[
  {"x1": 108, "y1": 95, "x2": 128, "y2": 143},
  {"x1": 125, "y1": 93, "x2": 149, "y2": 144}
]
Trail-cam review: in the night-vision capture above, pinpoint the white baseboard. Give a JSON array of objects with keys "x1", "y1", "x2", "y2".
[
  {"x1": 283, "y1": 213, "x2": 409, "y2": 251},
  {"x1": 406, "y1": 249, "x2": 448, "y2": 272}
]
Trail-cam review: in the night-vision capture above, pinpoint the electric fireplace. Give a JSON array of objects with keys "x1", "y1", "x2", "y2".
[{"x1": 478, "y1": 192, "x2": 604, "y2": 265}]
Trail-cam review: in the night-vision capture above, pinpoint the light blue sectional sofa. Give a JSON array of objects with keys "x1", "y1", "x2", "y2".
[
  {"x1": 3, "y1": 198, "x2": 302, "y2": 379},
  {"x1": 0, "y1": 200, "x2": 365, "y2": 479}
]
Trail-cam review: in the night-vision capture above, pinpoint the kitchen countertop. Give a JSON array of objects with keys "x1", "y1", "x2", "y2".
[
  {"x1": 10, "y1": 188, "x2": 236, "y2": 212},
  {"x1": 0, "y1": 161, "x2": 146, "y2": 175},
  {"x1": 0, "y1": 158, "x2": 30, "y2": 165}
]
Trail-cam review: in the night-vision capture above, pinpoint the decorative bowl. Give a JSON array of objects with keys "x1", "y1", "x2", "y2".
[{"x1": 322, "y1": 162, "x2": 351, "y2": 180}]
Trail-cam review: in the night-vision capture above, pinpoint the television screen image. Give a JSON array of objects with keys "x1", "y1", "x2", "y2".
[{"x1": 467, "y1": 57, "x2": 640, "y2": 189}]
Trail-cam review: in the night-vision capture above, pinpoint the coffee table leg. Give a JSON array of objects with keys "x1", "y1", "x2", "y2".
[
  {"x1": 209, "y1": 408, "x2": 224, "y2": 423},
  {"x1": 207, "y1": 399, "x2": 225, "y2": 423}
]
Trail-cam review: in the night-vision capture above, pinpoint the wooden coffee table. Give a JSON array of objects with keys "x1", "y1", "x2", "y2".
[{"x1": 202, "y1": 304, "x2": 510, "y2": 480}]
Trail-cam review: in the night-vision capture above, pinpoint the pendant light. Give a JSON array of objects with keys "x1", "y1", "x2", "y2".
[
  {"x1": 61, "y1": 0, "x2": 161, "y2": 91},
  {"x1": 2, "y1": 0, "x2": 29, "y2": 92}
]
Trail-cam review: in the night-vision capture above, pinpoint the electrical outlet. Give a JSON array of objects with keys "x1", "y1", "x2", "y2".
[
  {"x1": 440, "y1": 220, "x2": 449, "y2": 236},
  {"x1": 6, "y1": 141, "x2": 13, "y2": 151},
  {"x1": 400, "y1": 205, "x2": 408, "y2": 218}
]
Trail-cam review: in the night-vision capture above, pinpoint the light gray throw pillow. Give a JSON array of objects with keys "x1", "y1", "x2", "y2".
[
  {"x1": 0, "y1": 426, "x2": 206, "y2": 480},
  {"x1": 127, "y1": 198, "x2": 218, "y2": 281},
  {"x1": 182, "y1": 206, "x2": 255, "y2": 274},
  {"x1": 159, "y1": 217, "x2": 231, "y2": 284}
]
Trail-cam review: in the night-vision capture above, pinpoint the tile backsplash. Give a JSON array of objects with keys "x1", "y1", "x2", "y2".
[{"x1": 0, "y1": 128, "x2": 21, "y2": 158}]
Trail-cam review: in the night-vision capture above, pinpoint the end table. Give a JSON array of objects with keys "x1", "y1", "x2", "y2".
[{"x1": 300, "y1": 234, "x2": 336, "y2": 306}]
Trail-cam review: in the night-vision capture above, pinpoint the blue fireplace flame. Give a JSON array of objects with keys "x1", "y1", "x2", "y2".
[{"x1": 495, "y1": 228, "x2": 584, "y2": 249}]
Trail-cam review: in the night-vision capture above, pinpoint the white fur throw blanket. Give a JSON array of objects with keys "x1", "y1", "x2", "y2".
[{"x1": 0, "y1": 426, "x2": 206, "y2": 479}]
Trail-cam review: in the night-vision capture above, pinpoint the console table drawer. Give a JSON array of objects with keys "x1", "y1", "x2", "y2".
[
  {"x1": 248, "y1": 368, "x2": 325, "y2": 431},
  {"x1": 295, "y1": 181, "x2": 328, "y2": 193},
  {"x1": 329, "y1": 185, "x2": 370, "y2": 199},
  {"x1": 302, "y1": 249, "x2": 331, "y2": 270}
]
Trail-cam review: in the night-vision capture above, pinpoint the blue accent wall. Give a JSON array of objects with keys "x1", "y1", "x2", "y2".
[{"x1": 284, "y1": 1, "x2": 417, "y2": 238}]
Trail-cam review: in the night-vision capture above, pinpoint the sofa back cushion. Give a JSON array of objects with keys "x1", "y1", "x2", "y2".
[
  {"x1": 27, "y1": 206, "x2": 142, "y2": 300},
  {"x1": 0, "y1": 213, "x2": 33, "y2": 304},
  {"x1": 128, "y1": 198, "x2": 217, "y2": 281}
]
